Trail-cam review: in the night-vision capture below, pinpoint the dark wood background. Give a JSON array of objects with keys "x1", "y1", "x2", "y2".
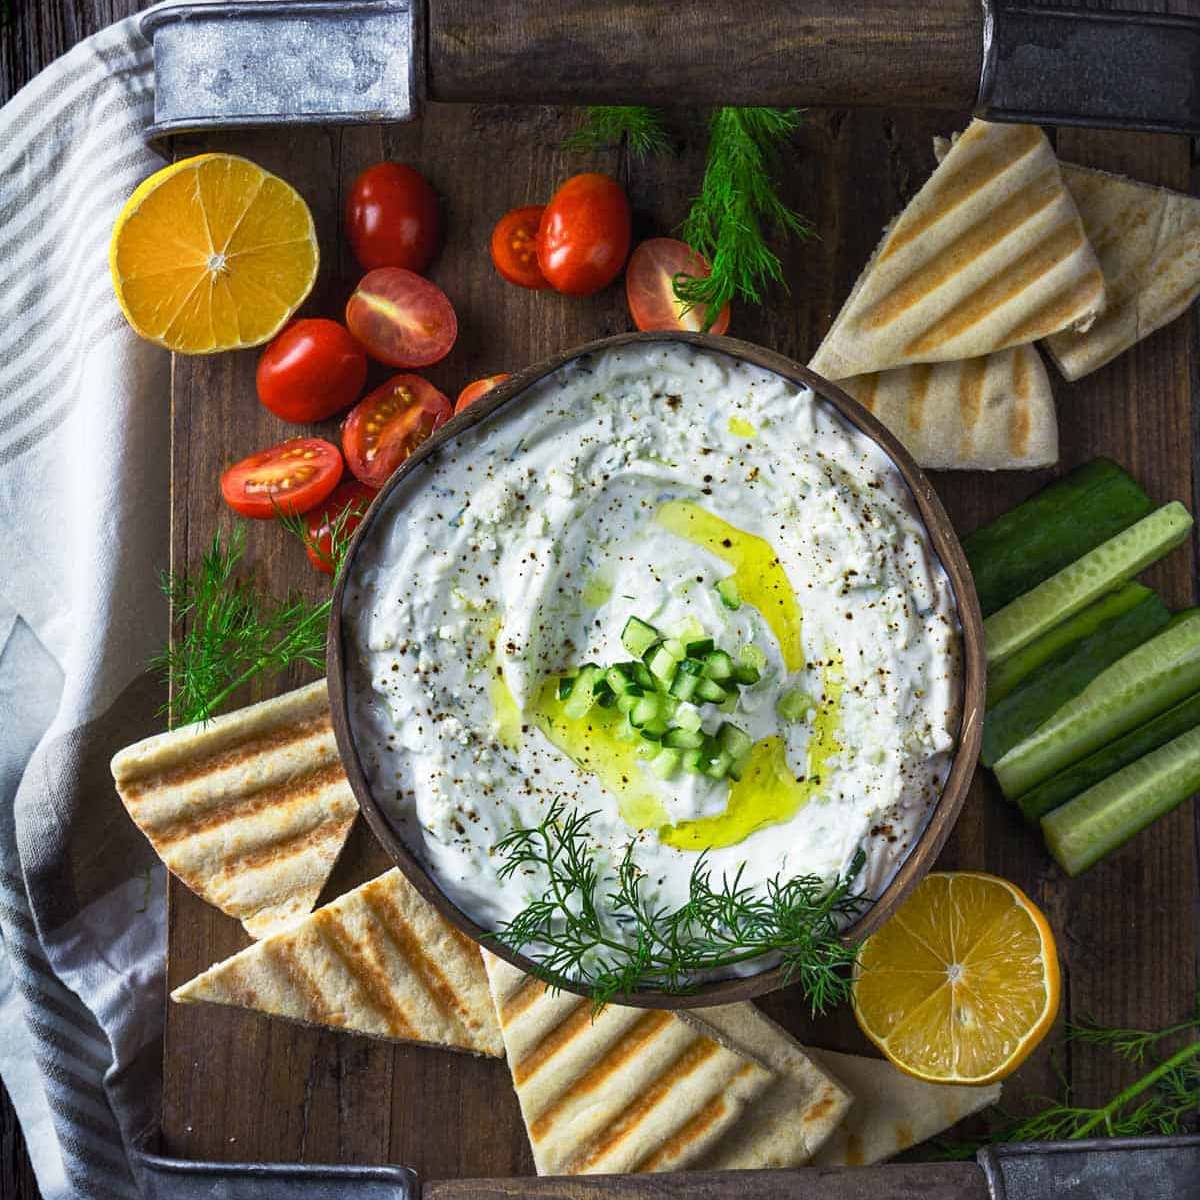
[{"x1": 4, "y1": 2, "x2": 1199, "y2": 1197}]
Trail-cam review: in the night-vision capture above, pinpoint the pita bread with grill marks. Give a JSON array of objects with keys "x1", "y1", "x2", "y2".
[
  {"x1": 680, "y1": 1003, "x2": 852, "y2": 1168},
  {"x1": 481, "y1": 951, "x2": 774, "y2": 1175},
  {"x1": 838, "y1": 344, "x2": 1058, "y2": 470},
  {"x1": 112, "y1": 680, "x2": 358, "y2": 939},
  {"x1": 810, "y1": 120, "x2": 1105, "y2": 381},
  {"x1": 807, "y1": 1047, "x2": 1001, "y2": 1166},
  {"x1": 172, "y1": 869, "x2": 503, "y2": 1057},
  {"x1": 1042, "y1": 164, "x2": 1200, "y2": 381}
]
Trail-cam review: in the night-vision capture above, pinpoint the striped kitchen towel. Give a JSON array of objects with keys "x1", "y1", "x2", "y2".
[{"x1": 0, "y1": 13, "x2": 170, "y2": 1200}]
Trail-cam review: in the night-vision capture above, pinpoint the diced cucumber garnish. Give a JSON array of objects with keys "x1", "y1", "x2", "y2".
[
  {"x1": 716, "y1": 577, "x2": 741, "y2": 610},
  {"x1": 777, "y1": 688, "x2": 813, "y2": 722},
  {"x1": 987, "y1": 582, "x2": 1154, "y2": 705},
  {"x1": 1042, "y1": 724, "x2": 1200, "y2": 876},
  {"x1": 686, "y1": 638, "x2": 715, "y2": 658},
  {"x1": 733, "y1": 664, "x2": 762, "y2": 686},
  {"x1": 703, "y1": 649, "x2": 734, "y2": 681},
  {"x1": 696, "y1": 678, "x2": 728, "y2": 703},
  {"x1": 984, "y1": 502, "x2": 1193, "y2": 665},
  {"x1": 716, "y1": 721, "x2": 752, "y2": 759},
  {"x1": 664, "y1": 726, "x2": 706, "y2": 750},
  {"x1": 563, "y1": 665, "x2": 602, "y2": 719},
  {"x1": 995, "y1": 609, "x2": 1200, "y2": 798},
  {"x1": 647, "y1": 644, "x2": 679, "y2": 684},
  {"x1": 668, "y1": 670, "x2": 699, "y2": 701},
  {"x1": 649, "y1": 747, "x2": 683, "y2": 779},
  {"x1": 674, "y1": 705, "x2": 703, "y2": 733},
  {"x1": 740, "y1": 644, "x2": 768, "y2": 672},
  {"x1": 621, "y1": 616, "x2": 660, "y2": 658},
  {"x1": 629, "y1": 693, "x2": 662, "y2": 728},
  {"x1": 557, "y1": 675, "x2": 576, "y2": 700},
  {"x1": 1018, "y1": 690, "x2": 1200, "y2": 825},
  {"x1": 702, "y1": 748, "x2": 735, "y2": 779}
]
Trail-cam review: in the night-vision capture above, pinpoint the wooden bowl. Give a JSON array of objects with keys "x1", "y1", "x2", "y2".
[{"x1": 328, "y1": 331, "x2": 985, "y2": 1008}]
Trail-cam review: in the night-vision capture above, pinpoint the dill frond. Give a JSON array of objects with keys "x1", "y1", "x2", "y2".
[
  {"x1": 564, "y1": 106, "x2": 671, "y2": 158},
  {"x1": 675, "y1": 106, "x2": 812, "y2": 331},
  {"x1": 488, "y1": 799, "x2": 863, "y2": 1012}
]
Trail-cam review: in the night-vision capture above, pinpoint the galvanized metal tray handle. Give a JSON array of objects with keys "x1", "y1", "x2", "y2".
[{"x1": 140, "y1": 0, "x2": 1200, "y2": 138}]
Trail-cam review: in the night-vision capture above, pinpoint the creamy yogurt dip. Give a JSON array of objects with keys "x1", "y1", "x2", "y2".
[{"x1": 345, "y1": 342, "x2": 961, "y2": 973}]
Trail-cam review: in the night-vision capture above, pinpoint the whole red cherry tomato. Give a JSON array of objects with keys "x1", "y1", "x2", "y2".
[
  {"x1": 302, "y1": 479, "x2": 378, "y2": 574},
  {"x1": 455, "y1": 374, "x2": 510, "y2": 414},
  {"x1": 220, "y1": 438, "x2": 343, "y2": 519},
  {"x1": 537, "y1": 174, "x2": 631, "y2": 296},
  {"x1": 345, "y1": 268, "x2": 458, "y2": 368},
  {"x1": 256, "y1": 319, "x2": 368, "y2": 423},
  {"x1": 625, "y1": 238, "x2": 730, "y2": 335},
  {"x1": 342, "y1": 374, "x2": 452, "y2": 487},
  {"x1": 491, "y1": 206, "x2": 549, "y2": 290},
  {"x1": 345, "y1": 162, "x2": 440, "y2": 274}
]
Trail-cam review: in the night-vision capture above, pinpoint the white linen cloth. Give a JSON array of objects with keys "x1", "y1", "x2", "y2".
[{"x1": 0, "y1": 14, "x2": 170, "y2": 1198}]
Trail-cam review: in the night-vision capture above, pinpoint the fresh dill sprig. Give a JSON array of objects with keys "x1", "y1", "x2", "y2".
[
  {"x1": 277, "y1": 495, "x2": 369, "y2": 578},
  {"x1": 936, "y1": 1002, "x2": 1200, "y2": 1157},
  {"x1": 675, "y1": 106, "x2": 812, "y2": 331},
  {"x1": 563, "y1": 106, "x2": 671, "y2": 158},
  {"x1": 488, "y1": 799, "x2": 863, "y2": 1011},
  {"x1": 154, "y1": 527, "x2": 329, "y2": 727}
]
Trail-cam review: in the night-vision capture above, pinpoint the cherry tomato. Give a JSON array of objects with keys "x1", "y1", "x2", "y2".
[
  {"x1": 625, "y1": 238, "x2": 731, "y2": 335},
  {"x1": 537, "y1": 173, "x2": 631, "y2": 296},
  {"x1": 342, "y1": 374, "x2": 452, "y2": 487},
  {"x1": 491, "y1": 206, "x2": 549, "y2": 290},
  {"x1": 256, "y1": 319, "x2": 368, "y2": 423},
  {"x1": 302, "y1": 479, "x2": 378, "y2": 574},
  {"x1": 345, "y1": 268, "x2": 458, "y2": 369},
  {"x1": 345, "y1": 162, "x2": 440, "y2": 273},
  {"x1": 455, "y1": 373, "x2": 510, "y2": 414},
  {"x1": 220, "y1": 437, "x2": 343, "y2": 519}
]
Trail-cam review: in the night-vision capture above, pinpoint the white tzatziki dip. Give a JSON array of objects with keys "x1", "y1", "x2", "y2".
[{"x1": 345, "y1": 343, "x2": 961, "y2": 975}]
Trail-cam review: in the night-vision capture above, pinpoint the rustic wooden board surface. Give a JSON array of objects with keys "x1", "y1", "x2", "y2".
[{"x1": 161, "y1": 102, "x2": 1200, "y2": 1177}]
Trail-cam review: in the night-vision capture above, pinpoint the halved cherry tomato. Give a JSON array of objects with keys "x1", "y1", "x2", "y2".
[
  {"x1": 625, "y1": 238, "x2": 731, "y2": 335},
  {"x1": 342, "y1": 374, "x2": 452, "y2": 487},
  {"x1": 220, "y1": 438, "x2": 343, "y2": 519},
  {"x1": 256, "y1": 319, "x2": 368, "y2": 423},
  {"x1": 455, "y1": 373, "x2": 510, "y2": 414},
  {"x1": 345, "y1": 268, "x2": 458, "y2": 368},
  {"x1": 302, "y1": 479, "x2": 378, "y2": 574},
  {"x1": 491, "y1": 206, "x2": 549, "y2": 290},
  {"x1": 345, "y1": 162, "x2": 440, "y2": 274},
  {"x1": 537, "y1": 173, "x2": 631, "y2": 296}
]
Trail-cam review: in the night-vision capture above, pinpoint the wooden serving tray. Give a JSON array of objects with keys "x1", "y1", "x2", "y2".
[{"x1": 162, "y1": 103, "x2": 1198, "y2": 1178}]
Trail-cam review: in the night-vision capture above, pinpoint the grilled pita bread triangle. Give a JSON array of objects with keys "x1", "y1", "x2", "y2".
[
  {"x1": 807, "y1": 1047, "x2": 1001, "y2": 1166},
  {"x1": 810, "y1": 120, "x2": 1105, "y2": 380},
  {"x1": 680, "y1": 1002, "x2": 852, "y2": 1168},
  {"x1": 480, "y1": 951, "x2": 775, "y2": 1175},
  {"x1": 1043, "y1": 164, "x2": 1200, "y2": 381},
  {"x1": 112, "y1": 680, "x2": 357, "y2": 939},
  {"x1": 838, "y1": 344, "x2": 1058, "y2": 470},
  {"x1": 172, "y1": 869, "x2": 504, "y2": 1056}
]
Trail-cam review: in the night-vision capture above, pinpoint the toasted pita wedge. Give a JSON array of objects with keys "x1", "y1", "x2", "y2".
[
  {"x1": 838, "y1": 345, "x2": 1057, "y2": 470},
  {"x1": 1042, "y1": 164, "x2": 1200, "y2": 380},
  {"x1": 810, "y1": 120, "x2": 1105, "y2": 380},
  {"x1": 112, "y1": 680, "x2": 357, "y2": 938},
  {"x1": 172, "y1": 869, "x2": 503, "y2": 1056},
  {"x1": 680, "y1": 1003, "x2": 852, "y2": 1168},
  {"x1": 807, "y1": 1047, "x2": 1001, "y2": 1166},
  {"x1": 481, "y1": 951, "x2": 774, "y2": 1175}
]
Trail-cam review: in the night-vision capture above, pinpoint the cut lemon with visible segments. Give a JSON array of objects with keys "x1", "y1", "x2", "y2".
[
  {"x1": 852, "y1": 872, "x2": 1060, "y2": 1085},
  {"x1": 110, "y1": 154, "x2": 318, "y2": 354}
]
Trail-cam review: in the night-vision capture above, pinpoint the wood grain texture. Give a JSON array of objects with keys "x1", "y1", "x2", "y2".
[
  {"x1": 429, "y1": 0, "x2": 984, "y2": 109},
  {"x1": 162, "y1": 99, "x2": 1199, "y2": 1175},
  {"x1": 422, "y1": 1162, "x2": 989, "y2": 1200}
]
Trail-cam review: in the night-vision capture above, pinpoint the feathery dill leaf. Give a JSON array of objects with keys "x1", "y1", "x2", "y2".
[
  {"x1": 675, "y1": 106, "x2": 812, "y2": 331},
  {"x1": 154, "y1": 517, "x2": 357, "y2": 728},
  {"x1": 935, "y1": 1000, "x2": 1200, "y2": 1157},
  {"x1": 564, "y1": 106, "x2": 671, "y2": 158},
  {"x1": 488, "y1": 799, "x2": 863, "y2": 1011}
]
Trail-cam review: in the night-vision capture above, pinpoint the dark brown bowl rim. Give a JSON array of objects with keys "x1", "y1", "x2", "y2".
[{"x1": 327, "y1": 331, "x2": 985, "y2": 1009}]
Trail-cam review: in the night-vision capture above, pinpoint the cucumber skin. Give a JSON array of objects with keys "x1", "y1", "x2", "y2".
[
  {"x1": 1042, "y1": 725, "x2": 1200, "y2": 876},
  {"x1": 964, "y1": 460, "x2": 1153, "y2": 617},
  {"x1": 984, "y1": 502, "x2": 1193, "y2": 666},
  {"x1": 987, "y1": 582, "x2": 1152, "y2": 706},
  {"x1": 1019, "y1": 690, "x2": 1200, "y2": 824},
  {"x1": 995, "y1": 609, "x2": 1200, "y2": 798},
  {"x1": 982, "y1": 594, "x2": 1170, "y2": 768}
]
